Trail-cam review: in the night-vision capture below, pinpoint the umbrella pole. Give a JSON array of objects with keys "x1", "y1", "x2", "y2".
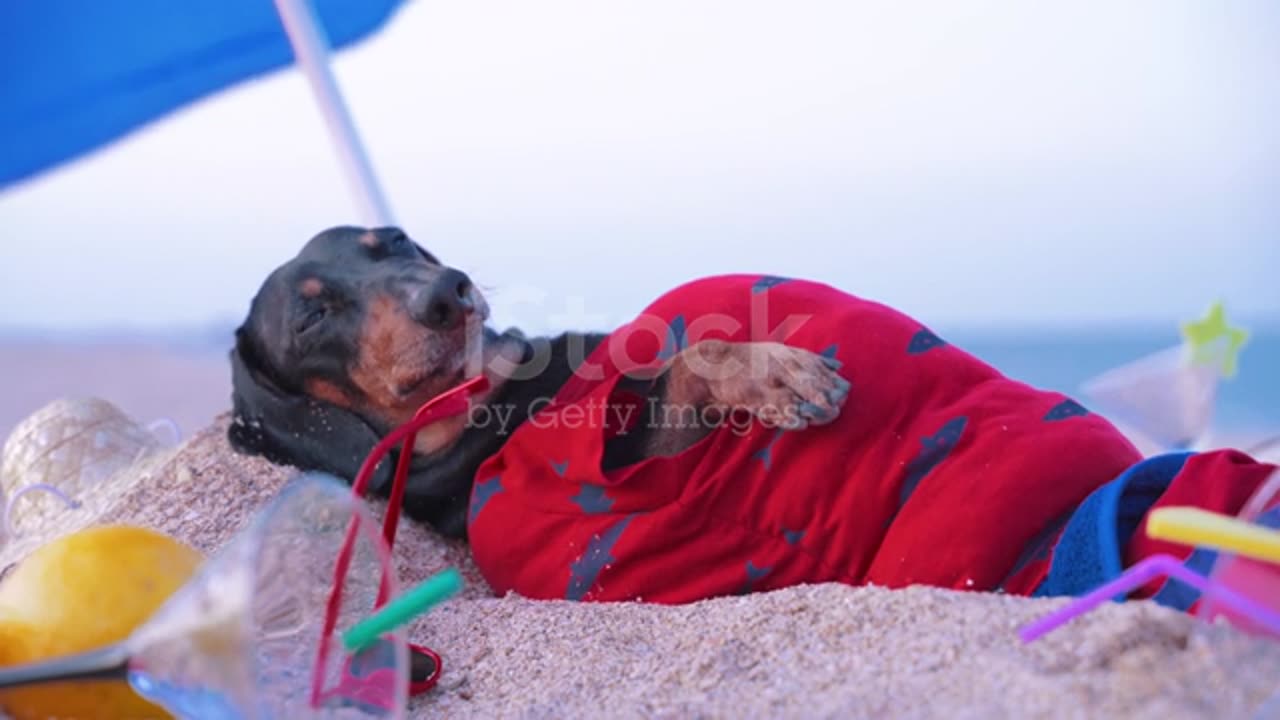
[{"x1": 273, "y1": 0, "x2": 396, "y2": 227}]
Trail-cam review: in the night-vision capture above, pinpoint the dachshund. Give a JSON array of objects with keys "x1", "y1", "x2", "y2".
[{"x1": 229, "y1": 226, "x2": 849, "y2": 538}]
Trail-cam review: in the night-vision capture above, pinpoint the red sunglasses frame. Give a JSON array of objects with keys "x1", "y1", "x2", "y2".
[{"x1": 309, "y1": 376, "x2": 491, "y2": 707}]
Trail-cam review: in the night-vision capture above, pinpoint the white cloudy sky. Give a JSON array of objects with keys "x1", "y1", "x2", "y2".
[{"x1": 1, "y1": 0, "x2": 1277, "y2": 336}]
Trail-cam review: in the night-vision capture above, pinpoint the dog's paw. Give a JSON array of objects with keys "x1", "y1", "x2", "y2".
[{"x1": 700, "y1": 341, "x2": 850, "y2": 430}]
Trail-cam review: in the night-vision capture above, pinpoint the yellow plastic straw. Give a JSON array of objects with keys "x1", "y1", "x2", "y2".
[{"x1": 1147, "y1": 506, "x2": 1280, "y2": 564}]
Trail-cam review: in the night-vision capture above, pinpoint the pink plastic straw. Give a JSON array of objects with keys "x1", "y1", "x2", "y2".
[{"x1": 1018, "y1": 554, "x2": 1280, "y2": 643}]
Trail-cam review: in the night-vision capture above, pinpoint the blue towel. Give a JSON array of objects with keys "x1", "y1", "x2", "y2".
[{"x1": 1033, "y1": 452, "x2": 1193, "y2": 600}]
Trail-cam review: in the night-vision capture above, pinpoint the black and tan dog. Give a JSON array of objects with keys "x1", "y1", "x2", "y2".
[
  {"x1": 229, "y1": 227, "x2": 851, "y2": 683},
  {"x1": 229, "y1": 226, "x2": 849, "y2": 536}
]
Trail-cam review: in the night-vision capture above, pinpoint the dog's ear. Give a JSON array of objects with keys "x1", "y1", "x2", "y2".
[{"x1": 227, "y1": 330, "x2": 396, "y2": 495}]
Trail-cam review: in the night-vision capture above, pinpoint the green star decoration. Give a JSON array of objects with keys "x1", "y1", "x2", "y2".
[{"x1": 1180, "y1": 301, "x2": 1249, "y2": 378}]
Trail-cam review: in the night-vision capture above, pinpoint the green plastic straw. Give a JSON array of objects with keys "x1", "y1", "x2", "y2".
[{"x1": 343, "y1": 568, "x2": 464, "y2": 652}]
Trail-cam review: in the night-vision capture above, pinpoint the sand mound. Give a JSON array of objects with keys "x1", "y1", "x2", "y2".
[{"x1": 2, "y1": 416, "x2": 1277, "y2": 719}]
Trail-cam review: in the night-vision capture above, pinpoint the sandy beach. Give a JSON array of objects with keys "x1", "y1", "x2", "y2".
[
  {"x1": 1, "y1": 343, "x2": 1278, "y2": 718},
  {"x1": 0, "y1": 416, "x2": 1277, "y2": 718}
]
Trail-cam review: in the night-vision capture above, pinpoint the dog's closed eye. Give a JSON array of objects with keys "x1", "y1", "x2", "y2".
[{"x1": 295, "y1": 306, "x2": 328, "y2": 335}]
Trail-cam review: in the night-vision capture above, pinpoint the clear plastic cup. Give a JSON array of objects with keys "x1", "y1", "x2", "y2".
[
  {"x1": 1, "y1": 397, "x2": 182, "y2": 546},
  {"x1": 123, "y1": 472, "x2": 408, "y2": 718},
  {"x1": 1196, "y1": 468, "x2": 1280, "y2": 640},
  {"x1": 1080, "y1": 345, "x2": 1220, "y2": 450}
]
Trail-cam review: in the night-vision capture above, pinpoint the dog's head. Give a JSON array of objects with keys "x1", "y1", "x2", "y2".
[{"x1": 228, "y1": 226, "x2": 492, "y2": 495}]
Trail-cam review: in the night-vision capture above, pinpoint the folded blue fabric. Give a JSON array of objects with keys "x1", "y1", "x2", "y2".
[{"x1": 1033, "y1": 452, "x2": 1193, "y2": 600}]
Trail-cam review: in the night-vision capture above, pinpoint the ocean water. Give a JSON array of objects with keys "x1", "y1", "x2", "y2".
[{"x1": 946, "y1": 326, "x2": 1280, "y2": 437}]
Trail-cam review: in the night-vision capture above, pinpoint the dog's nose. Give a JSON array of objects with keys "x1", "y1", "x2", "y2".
[{"x1": 413, "y1": 268, "x2": 475, "y2": 330}]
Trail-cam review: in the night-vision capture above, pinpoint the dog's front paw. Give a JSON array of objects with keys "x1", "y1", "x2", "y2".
[{"x1": 700, "y1": 341, "x2": 850, "y2": 430}]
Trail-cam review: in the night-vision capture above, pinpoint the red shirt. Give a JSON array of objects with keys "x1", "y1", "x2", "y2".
[{"x1": 469, "y1": 275, "x2": 1143, "y2": 603}]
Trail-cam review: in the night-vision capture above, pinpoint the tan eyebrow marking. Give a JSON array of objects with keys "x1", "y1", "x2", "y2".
[{"x1": 300, "y1": 278, "x2": 325, "y2": 298}]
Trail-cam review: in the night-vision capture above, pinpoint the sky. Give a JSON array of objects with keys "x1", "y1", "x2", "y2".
[{"x1": 1, "y1": 0, "x2": 1278, "y2": 338}]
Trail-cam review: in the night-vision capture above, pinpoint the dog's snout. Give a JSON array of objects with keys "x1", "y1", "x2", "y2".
[{"x1": 413, "y1": 268, "x2": 475, "y2": 330}]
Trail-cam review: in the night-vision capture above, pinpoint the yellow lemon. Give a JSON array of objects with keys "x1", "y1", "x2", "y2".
[{"x1": 0, "y1": 525, "x2": 204, "y2": 720}]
